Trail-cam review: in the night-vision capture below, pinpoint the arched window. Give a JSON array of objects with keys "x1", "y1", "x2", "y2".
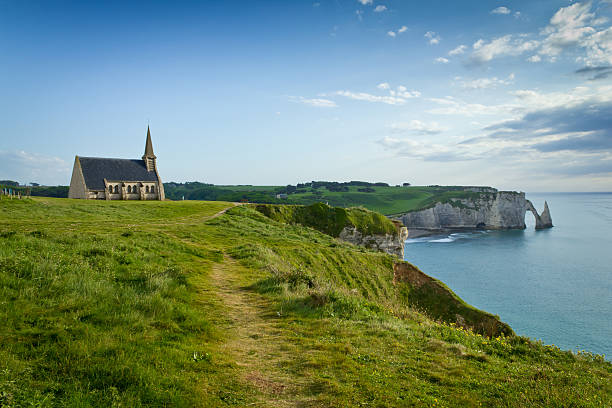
[
  {"x1": 127, "y1": 185, "x2": 132, "y2": 194},
  {"x1": 151, "y1": 185, "x2": 155, "y2": 193},
  {"x1": 145, "y1": 185, "x2": 149, "y2": 193},
  {"x1": 114, "y1": 185, "x2": 119, "y2": 194},
  {"x1": 108, "y1": 185, "x2": 113, "y2": 193}
]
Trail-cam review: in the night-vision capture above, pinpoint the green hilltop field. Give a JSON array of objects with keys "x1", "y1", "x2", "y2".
[
  {"x1": 0, "y1": 197, "x2": 610, "y2": 407},
  {"x1": 164, "y1": 182, "x2": 497, "y2": 215}
]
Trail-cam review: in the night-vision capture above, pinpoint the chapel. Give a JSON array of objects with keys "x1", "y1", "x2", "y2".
[{"x1": 68, "y1": 126, "x2": 165, "y2": 200}]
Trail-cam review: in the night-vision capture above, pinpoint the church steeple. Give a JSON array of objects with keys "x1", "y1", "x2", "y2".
[
  {"x1": 143, "y1": 126, "x2": 156, "y2": 159},
  {"x1": 143, "y1": 126, "x2": 157, "y2": 171}
]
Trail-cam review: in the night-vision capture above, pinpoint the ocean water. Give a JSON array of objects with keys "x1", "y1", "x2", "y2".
[{"x1": 403, "y1": 193, "x2": 612, "y2": 358}]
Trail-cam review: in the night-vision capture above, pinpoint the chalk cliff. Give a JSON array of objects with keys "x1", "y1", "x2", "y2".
[
  {"x1": 537, "y1": 201, "x2": 553, "y2": 229},
  {"x1": 397, "y1": 191, "x2": 552, "y2": 231},
  {"x1": 339, "y1": 222, "x2": 409, "y2": 258}
]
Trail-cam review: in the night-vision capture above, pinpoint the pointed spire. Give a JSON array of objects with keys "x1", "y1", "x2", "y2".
[{"x1": 143, "y1": 125, "x2": 156, "y2": 159}]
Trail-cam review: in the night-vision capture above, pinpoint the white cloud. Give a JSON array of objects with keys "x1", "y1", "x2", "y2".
[
  {"x1": 389, "y1": 120, "x2": 448, "y2": 135},
  {"x1": 427, "y1": 96, "x2": 513, "y2": 116},
  {"x1": 335, "y1": 91, "x2": 406, "y2": 105},
  {"x1": 456, "y1": 74, "x2": 514, "y2": 90},
  {"x1": 290, "y1": 96, "x2": 338, "y2": 108},
  {"x1": 514, "y1": 11, "x2": 521, "y2": 19},
  {"x1": 448, "y1": 44, "x2": 467, "y2": 56},
  {"x1": 355, "y1": 9, "x2": 364, "y2": 21},
  {"x1": 468, "y1": 88, "x2": 612, "y2": 178},
  {"x1": 527, "y1": 2, "x2": 612, "y2": 65},
  {"x1": 357, "y1": 0, "x2": 373, "y2": 4},
  {"x1": 464, "y1": 2, "x2": 612, "y2": 66},
  {"x1": 580, "y1": 26, "x2": 612, "y2": 65},
  {"x1": 509, "y1": 85, "x2": 612, "y2": 110},
  {"x1": 425, "y1": 31, "x2": 441, "y2": 45},
  {"x1": 334, "y1": 84, "x2": 420, "y2": 105},
  {"x1": 549, "y1": 2, "x2": 593, "y2": 28},
  {"x1": 391, "y1": 85, "x2": 421, "y2": 98},
  {"x1": 378, "y1": 85, "x2": 612, "y2": 177},
  {"x1": 539, "y1": 2, "x2": 596, "y2": 57},
  {"x1": 527, "y1": 54, "x2": 542, "y2": 62},
  {"x1": 470, "y1": 35, "x2": 539, "y2": 63},
  {"x1": 377, "y1": 137, "x2": 477, "y2": 161},
  {"x1": 592, "y1": 17, "x2": 610, "y2": 26},
  {"x1": 491, "y1": 6, "x2": 511, "y2": 15},
  {"x1": 388, "y1": 25, "x2": 407, "y2": 38},
  {"x1": 441, "y1": 85, "x2": 609, "y2": 119},
  {"x1": 0, "y1": 150, "x2": 70, "y2": 186},
  {"x1": 435, "y1": 57, "x2": 450, "y2": 64},
  {"x1": 541, "y1": 2, "x2": 612, "y2": 66},
  {"x1": 374, "y1": 5, "x2": 387, "y2": 12}
]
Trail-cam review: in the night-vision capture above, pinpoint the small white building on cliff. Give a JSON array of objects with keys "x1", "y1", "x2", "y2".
[{"x1": 68, "y1": 126, "x2": 165, "y2": 200}]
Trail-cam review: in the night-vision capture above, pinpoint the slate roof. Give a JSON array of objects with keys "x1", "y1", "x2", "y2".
[{"x1": 79, "y1": 157, "x2": 158, "y2": 190}]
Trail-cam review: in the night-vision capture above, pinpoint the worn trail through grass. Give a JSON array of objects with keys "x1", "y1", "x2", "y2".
[{"x1": 208, "y1": 257, "x2": 307, "y2": 407}]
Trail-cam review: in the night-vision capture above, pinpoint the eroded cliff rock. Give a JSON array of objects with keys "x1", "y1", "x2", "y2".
[
  {"x1": 339, "y1": 222, "x2": 408, "y2": 258},
  {"x1": 538, "y1": 201, "x2": 553, "y2": 229},
  {"x1": 398, "y1": 191, "x2": 553, "y2": 231}
]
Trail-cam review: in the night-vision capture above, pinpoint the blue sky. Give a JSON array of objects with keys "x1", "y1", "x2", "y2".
[{"x1": 1, "y1": 0, "x2": 611, "y2": 191}]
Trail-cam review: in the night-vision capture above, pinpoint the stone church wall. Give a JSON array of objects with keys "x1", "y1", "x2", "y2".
[{"x1": 68, "y1": 157, "x2": 87, "y2": 199}]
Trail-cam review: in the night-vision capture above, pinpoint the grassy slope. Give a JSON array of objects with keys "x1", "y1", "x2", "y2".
[
  {"x1": 0, "y1": 197, "x2": 610, "y2": 407},
  {"x1": 253, "y1": 202, "x2": 398, "y2": 237},
  {"x1": 285, "y1": 186, "x2": 434, "y2": 215}
]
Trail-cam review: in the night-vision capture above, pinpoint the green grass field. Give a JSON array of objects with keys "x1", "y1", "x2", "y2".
[
  {"x1": 284, "y1": 186, "x2": 435, "y2": 215},
  {"x1": 163, "y1": 183, "x2": 440, "y2": 215},
  {"x1": 216, "y1": 185, "x2": 280, "y2": 192},
  {"x1": 0, "y1": 197, "x2": 610, "y2": 407}
]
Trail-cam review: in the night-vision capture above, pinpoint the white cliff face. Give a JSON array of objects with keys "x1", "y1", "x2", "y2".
[
  {"x1": 400, "y1": 192, "x2": 529, "y2": 230},
  {"x1": 339, "y1": 226, "x2": 408, "y2": 258},
  {"x1": 538, "y1": 201, "x2": 553, "y2": 229}
]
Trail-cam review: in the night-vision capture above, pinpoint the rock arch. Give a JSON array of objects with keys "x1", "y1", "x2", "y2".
[{"x1": 525, "y1": 200, "x2": 553, "y2": 230}]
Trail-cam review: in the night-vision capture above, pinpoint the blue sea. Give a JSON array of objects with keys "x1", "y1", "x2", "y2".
[{"x1": 403, "y1": 193, "x2": 612, "y2": 359}]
